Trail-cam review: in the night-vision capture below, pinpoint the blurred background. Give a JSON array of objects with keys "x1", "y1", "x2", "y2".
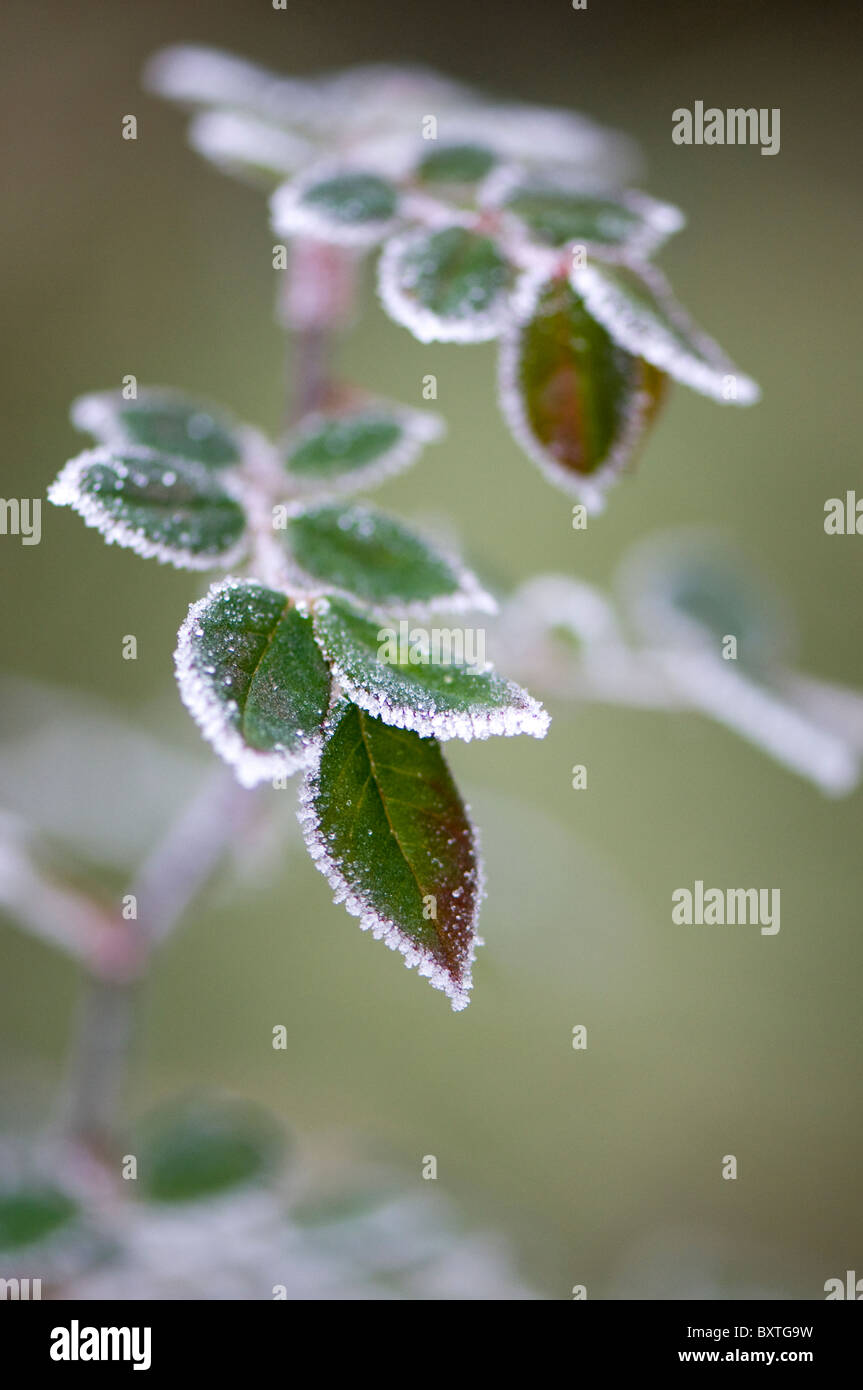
[{"x1": 1, "y1": 0, "x2": 861, "y2": 1298}]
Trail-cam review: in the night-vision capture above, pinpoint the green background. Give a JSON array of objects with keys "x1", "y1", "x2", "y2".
[{"x1": 1, "y1": 0, "x2": 861, "y2": 1297}]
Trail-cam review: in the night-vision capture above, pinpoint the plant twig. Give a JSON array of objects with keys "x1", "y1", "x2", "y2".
[
  {"x1": 278, "y1": 237, "x2": 357, "y2": 425},
  {"x1": 62, "y1": 766, "x2": 260, "y2": 1160},
  {"x1": 62, "y1": 236, "x2": 350, "y2": 1162}
]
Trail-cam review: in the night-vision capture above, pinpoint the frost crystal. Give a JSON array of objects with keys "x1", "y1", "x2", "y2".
[
  {"x1": 478, "y1": 165, "x2": 686, "y2": 258},
  {"x1": 377, "y1": 225, "x2": 513, "y2": 345},
  {"x1": 297, "y1": 709, "x2": 485, "y2": 1012},
  {"x1": 282, "y1": 401, "x2": 444, "y2": 494},
  {"x1": 271, "y1": 163, "x2": 400, "y2": 247},
  {"x1": 312, "y1": 601, "x2": 549, "y2": 744},
  {"x1": 497, "y1": 268, "x2": 656, "y2": 512},
  {"x1": 571, "y1": 259, "x2": 761, "y2": 405},
  {"x1": 48, "y1": 448, "x2": 249, "y2": 570},
  {"x1": 174, "y1": 579, "x2": 326, "y2": 788}
]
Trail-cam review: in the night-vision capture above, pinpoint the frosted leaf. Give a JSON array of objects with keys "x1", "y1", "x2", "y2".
[
  {"x1": 271, "y1": 164, "x2": 400, "y2": 247},
  {"x1": 143, "y1": 45, "x2": 320, "y2": 126},
  {"x1": 48, "y1": 448, "x2": 248, "y2": 570},
  {"x1": 0, "y1": 1165, "x2": 93, "y2": 1281},
  {"x1": 281, "y1": 400, "x2": 444, "y2": 492},
  {"x1": 175, "y1": 579, "x2": 332, "y2": 788},
  {"x1": 414, "y1": 142, "x2": 499, "y2": 186},
  {"x1": 281, "y1": 502, "x2": 496, "y2": 615},
  {"x1": 137, "y1": 1097, "x2": 285, "y2": 1204},
  {"x1": 498, "y1": 269, "x2": 667, "y2": 511},
  {"x1": 312, "y1": 596, "x2": 549, "y2": 742},
  {"x1": 423, "y1": 105, "x2": 638, "y2": 183},
  {"x1": 480, "y1": 166, "x2": 685, "y2": 256},
  {"x1": 298, "y1": 701, "x2": 483, "y2": 1010},
  {"x1": 315, "y1": 65, "x2": 480, "y2": 140},
  {"x1": 71, "y1": 387, "x2": 248, "y2": 469},
  {"x1": 377, "y1": 224, "x2": 515, "y2": 344},
  {"x1": 188, "y1": 110, "x2": 313, "y2": 184},
  {"x1": 500, "y1": 575, "x2": 626, "y2": 651},
  {"x1": 618, "y1": 531, "x2": 792, "y2": 673},
  {"x1": 571, "y1": 259, "x2": 761, "y2": 404}
]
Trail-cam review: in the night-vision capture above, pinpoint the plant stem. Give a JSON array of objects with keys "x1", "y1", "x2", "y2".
[
  {"x1": 279, "y1": 237, "x2": 357, "y2": 424},
  {"x1": 63, "y1": 766, "x2": 260, "y2": 1161},
  {"x1": 63, "y1": 238, "x2": 350, "y2": 1166}
]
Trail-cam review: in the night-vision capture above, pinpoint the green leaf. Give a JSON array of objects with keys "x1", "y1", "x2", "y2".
[
  {"x1": 72, "y1": 388, "x2": 247, "y2": 468},
  {"x1": 299, "y1": 701, "x2": 481, "y2": 1009},
  {"x1": 0, "y1": 1184, "x2": 78, "y2": 1252},
  {"x1": 271, "y1": 167, "x2": 399, "y2": 245},
  {"x1": 488, "y1": 174, "x2": 684, "y2": 253},
  {"x1": 378, "y1": 224, "x2": 514, "y2": 342},
  {"x1": 415, "y1": 142, "x2": 498, "y2": 184},
  {"x1": 499, "y1": 272, "x2": 667, "y2": 508},
  {"x1": 175, "y1": 579, "x2": 332, "y2": 787},
  {"x1": 312, "y1": 596, "x2": 549, "y2": 741},
  {"x1": 571, "y1": 259, "x2": 761, "y2": 404},
  {"x1": 284, "y1": 502, "x2": 492, "y2": 612},
  {"x1": 283, "y1": 401, "x2": 443, "y2": 491},
  {"x1": 48, "y1": 448, "x2": 249, "y2": 568},
  {"x1": 138, "y1": 1096, "x2": 285, "y2": 1204}
]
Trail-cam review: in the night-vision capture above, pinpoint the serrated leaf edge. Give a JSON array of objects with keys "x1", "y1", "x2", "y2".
[
  {"x1": 282, "y1": 401, "x2": 445, "y2": 494},
  {"x1": 48, "y1": 448, "x2": 249, "y2": 571},
  {"x1": 174, "y1": 578, "x2": 324, "y2": 787},
  {"x1": 280, "y1": 501, "x2": 498, "y2": 617},
  {"x1": 497, "y1": 267, "x2": 658, "y2": 513},
  {"x1": 571, "y1": 258, "x2": 761, "y2": 405},
  {"x1": 312, "y1": 605, "x2": 550, "y2": 743},
  {"x1": 270, "y1": 161, "x2": 401, "y2": 247},
  {"x1": 377, "y1": 222, "x2": 514, "y2": 345},
  {"x1": 297, "y1": 703, "x2": 485, "y2": 1011},
  {"x1": 478, "y1": 165, "x2": 686, "y2": 258}
]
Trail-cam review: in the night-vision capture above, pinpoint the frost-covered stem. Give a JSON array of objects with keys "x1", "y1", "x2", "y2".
[
  {"x1": 278, "y1": 237, "x2": 357, "y2": 425},
  {"x1": 64, "y1": 243, "x2": 356, "y2": 1160},
  {"x1": 63, "y1": 765, "x2": 260, "y2": 1159}
]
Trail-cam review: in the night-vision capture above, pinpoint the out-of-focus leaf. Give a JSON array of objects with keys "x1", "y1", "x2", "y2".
[
  {"x1": 272, "y1": 168, "x2": 400, "y2": 245},
  {"x1": 0, "y1": 1185, "x2": 78, "y2": 1252},
  {"x1": 71, "y1": 388, "x2": 247, "y2": 468},
  {"x1": 299, "y1": 701, "x2": 481, "y2": 1010},
  {"x1": 188, "y1": 110, "x2": 313, "y2": 186},
  {"x1": 414, "y1": 142, "x2": 497, "y2": 184},
  {"x1": 282, "y1": 401, "x2": 443, "y2": 491},
  {"x1": 143, "y1": 44, "x2": 321, "y2": 134},
  {"x1": 138, "y1": 1097, "x2": 285, "y2": 1204},
  {"x1": 571, "y1": 259, "x2": 760, "y2": 404},
  {"x1": 620, "y1": 534, "x2": 791, "y2": 672},
  {"x1": 175, "y1": 579, "x2": 331, "y2": 787},
  {"x1": 284, "y1": 502, "x2": 493, "y2": 612},
  {"x1": 485, "y1": 172, "x2": 683, "y2": 254},
  {"x1": 48, "y1": 449, "x2": 248, "y2": 569},
  {"x1": 378, "y1": 224, "x2": 514, "y2": 343},
  {"x1": 311, "y1": 595, "x2": 549, "y2": 741},
  {"x1": 499, "y1": 273, "x2": 666, "y2": 507}
]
